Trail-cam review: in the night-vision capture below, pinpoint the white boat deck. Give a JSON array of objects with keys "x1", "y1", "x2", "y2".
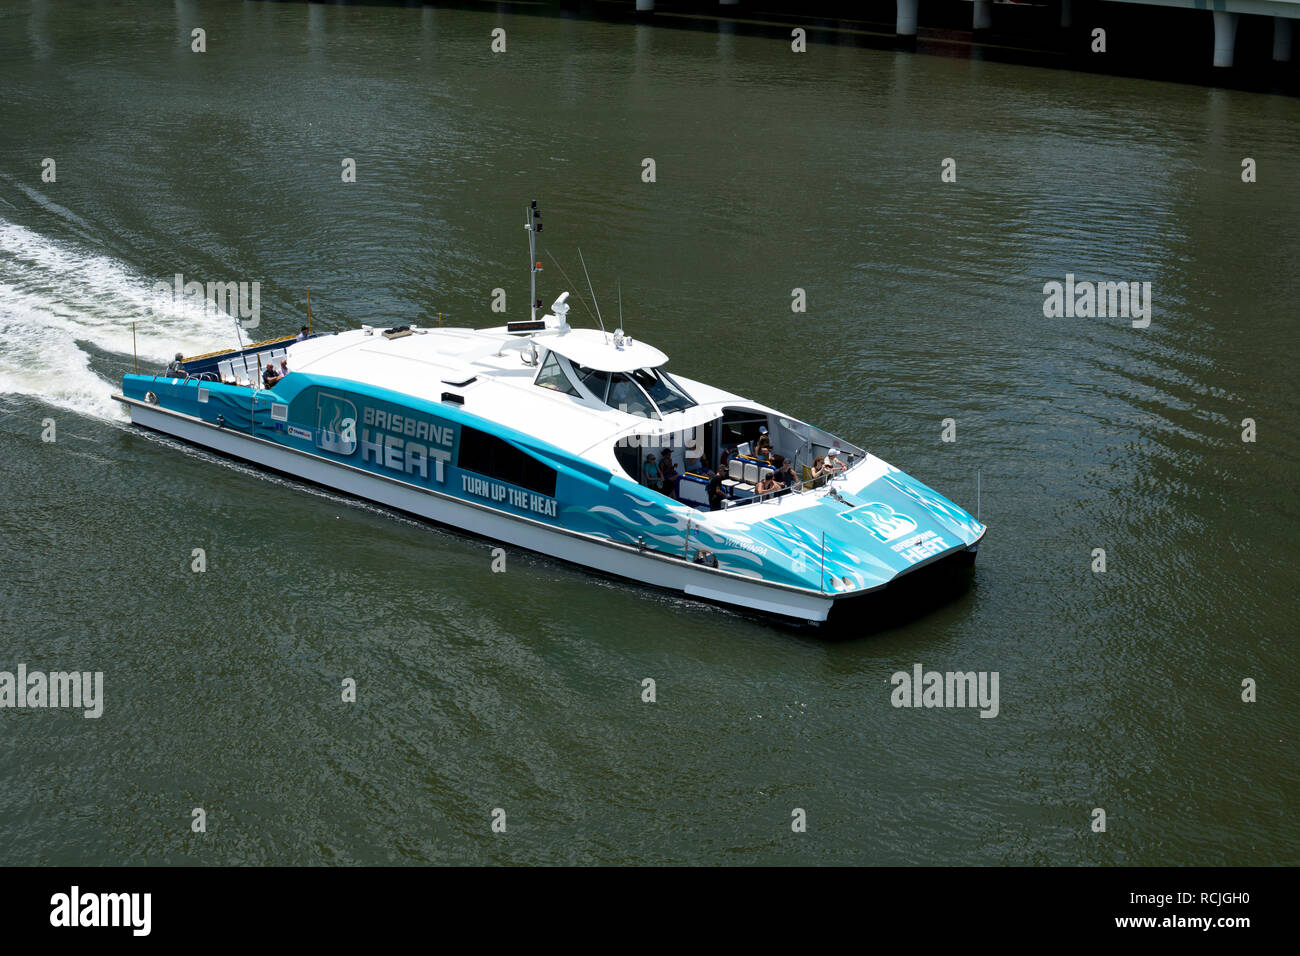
[{"x1": 286, "y1": 322, "x2": 752, "y2": 471}]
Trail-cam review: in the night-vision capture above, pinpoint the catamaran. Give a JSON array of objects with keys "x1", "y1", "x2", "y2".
[{"x1": 114, "y1": 203, "x2": 985, "y2": 624}]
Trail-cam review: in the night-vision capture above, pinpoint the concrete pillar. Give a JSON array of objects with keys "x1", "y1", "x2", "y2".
[
  {"x1": 1060, "y1": 0, "x2": 1072, "y2": 29},
  {"x1": 973, "y1": 0, "x2": 992, "y2": 31},
  {"x1": 1274, "y1": 17, "x2": 1292, "y2": 62},
  {"x1": 1212, "y1": 11, "x2": 1238, "y2": 68},
  {"x1": 897, "y1": 0, "x2": 918, "y2": 36}
]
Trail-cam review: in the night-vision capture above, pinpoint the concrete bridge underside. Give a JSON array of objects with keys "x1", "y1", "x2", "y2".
[{"x1": 893, "y1": 0, "x2": 1299, "y2": 67}]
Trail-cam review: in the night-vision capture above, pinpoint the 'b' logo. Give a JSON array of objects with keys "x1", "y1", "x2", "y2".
[
  {"x1": 841, "y1": 502, "x2": 917, "y2": 542},
  {"x1": 317, "y1": 393, "x2": 357, "y2": 455}
]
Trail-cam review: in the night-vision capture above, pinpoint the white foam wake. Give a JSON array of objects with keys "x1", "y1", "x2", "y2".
[{"x1": 0, "y1": 218, "x2": 240, "y2": 421}]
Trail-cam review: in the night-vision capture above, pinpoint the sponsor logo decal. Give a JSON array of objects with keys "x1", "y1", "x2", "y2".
[
  {"x1": 316, "y1": 393, "x2": 357, "y2": 455},
  {"x1": 891, "y1": 529, "x2": 949, "y2": 564},
  {"x1": 840, "y1": 502, "x2": 917, "y2": 542},
  {"x1": 462, "y1": 475, "x2": 557, "y2": 517}
]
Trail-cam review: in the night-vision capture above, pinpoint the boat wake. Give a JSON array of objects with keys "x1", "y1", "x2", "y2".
[{"x1": 0, "y1": 216, "x2": 238, "y2": 422}]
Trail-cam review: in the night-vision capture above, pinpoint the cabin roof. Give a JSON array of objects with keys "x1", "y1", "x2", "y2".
[
  {"x1": 285, "y1": 320, "x2": 759, "y2": 468},
  {"x1": 535, "y1": 327, "x2": 667, "y2": 372}
]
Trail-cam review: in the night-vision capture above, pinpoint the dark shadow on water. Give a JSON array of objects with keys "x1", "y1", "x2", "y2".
[
  {"x1": 817, "y1": 550, "x2": 978, "y2": 642},
  {"x1": 261, "y1": 0, "x2": 1299, "y2": 96}
]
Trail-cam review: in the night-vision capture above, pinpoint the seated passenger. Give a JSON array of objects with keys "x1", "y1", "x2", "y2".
[
  {"x1": 754, "y1": 427, "x2": 772, "y2": 457},
  {"x1": 755, "y1": 473, "x2": 781, "y2": 497},
  {"x1": 774, "y1": 456, "x2": 797, "y2": 491},
  {"x1": 279, "y1": 358, "x2": 290, "y2": 378},
  {"x1": 823, "y1": 448, "x2": 846, "y2": 476},
  {"x1": 262, "y1": 361, "x2": 282, "y2": 388},
  {"x1": 643, "y1": 454, "x2": 661, "y2": 491},
  {"x1": 811, "y1": 456, "x2": 827, "y2": 487},
  {"x1": 296, "y1": 325, "x2": 309, "y2": 342},
  {"x1": 659, "y1": 448, "x2": 681, "y2": 500},
  {"x1": 706, "y1": 470, "x2": 726, "y2": 511}
]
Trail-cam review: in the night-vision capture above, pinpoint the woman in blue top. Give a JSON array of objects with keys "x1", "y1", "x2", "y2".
[{"x1": 642, "y1": 453, "x2": 661, "y2": 492}]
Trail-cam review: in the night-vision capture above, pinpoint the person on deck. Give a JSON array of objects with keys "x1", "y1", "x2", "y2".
[
  {"x1": 659, "y1": 448, "x2": 681, "y2": 500},
  {"x1": 642, "y1": 453, "x2": 661, "y2": 492},
  {"x1": 262, "y1": 361, "x2": 282, "y2": 388},
  {"x1": 811, "y1": 456, "x2": 827, "y2": 487},
  {"x1": 774, "y1": 456, "x2": 797, "y2": 492},
  {"x1": 707, "y1": 469, "x2": 726, "y2": 511},
  {"x1": 823, "y1": 447, "x2": 846, "y2": 477}
]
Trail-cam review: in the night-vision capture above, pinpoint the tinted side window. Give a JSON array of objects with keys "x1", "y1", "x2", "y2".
[
  {"x1": 458, "y1": 427, "x2": 557, "y2": 498},
  {"x1": 535, "y1": 351, "x2": 579, "y2": 396}
]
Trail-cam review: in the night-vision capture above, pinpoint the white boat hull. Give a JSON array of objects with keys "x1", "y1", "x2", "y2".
[{"x1": 121, "y1": 399, "x2": 838, "y2": 623}]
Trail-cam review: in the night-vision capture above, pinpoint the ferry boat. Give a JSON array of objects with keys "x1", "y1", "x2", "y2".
[{"x1": 114, "y1": 204, "x2": 985, "y2": 624}]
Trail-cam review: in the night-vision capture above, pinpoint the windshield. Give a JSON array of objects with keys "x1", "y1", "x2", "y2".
[
  {"x1": 572, "y1": 362, "x2": 694, "y2": 419},
  {"x1": 629, "y1": 367, "x2": 696, "y2": 413},
  {"x1": 606, "y1": 373, "x2": 658, "y2": 419}
]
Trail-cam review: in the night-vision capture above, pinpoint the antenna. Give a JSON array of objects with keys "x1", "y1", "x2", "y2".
[
  {"x1": 546, "y1": 250, "x2": 597, "y2": 323},
  {"x1": 577, "y1": 247, "x2": 606, "y2": 341},
  {"x1": 617, "y1": 279, "x2": 623, "y2": 328},
  {"x1": 526, "y1": 200, "x2": 543, "y2": 322}
]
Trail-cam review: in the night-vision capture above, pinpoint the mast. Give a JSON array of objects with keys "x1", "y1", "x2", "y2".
[{"x1": 526, "y1": 200, "x2": 543, "y2": 322}]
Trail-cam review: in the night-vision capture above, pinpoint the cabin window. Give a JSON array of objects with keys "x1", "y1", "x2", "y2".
[
  {"x1": 570, "y1": 361, "x2": 694, "y2": 419},
  {"x1": 606, "y1": 373, "x2": 659, "y2": 420},
  {"x1": 720, "y1": 409, "x2": 769, "y2": 450},
  {"x1": 629, "y1": 367, "x2": 696, "y2": 413},
  {"x1": 534, "y1": 351, "x2": 579, "y2": 396},
  {"x1": 458, "y1": 426, "x2": 557, "y2": 498},
  {"x1": 613, "y1": 442, "x2": 640, "y2": 483},
  {"x1": 573, "y1": 363, "x2": 612, "y2": 403}
]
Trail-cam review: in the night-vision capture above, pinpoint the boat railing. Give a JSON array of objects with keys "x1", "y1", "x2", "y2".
[{"x1": 719, "y1": 466, "x2": 854, "y2": 510}]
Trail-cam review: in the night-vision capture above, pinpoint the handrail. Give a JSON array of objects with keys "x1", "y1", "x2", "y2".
[{"x1": 716, "y1": 458, "x2": 858, "y2": 509}]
